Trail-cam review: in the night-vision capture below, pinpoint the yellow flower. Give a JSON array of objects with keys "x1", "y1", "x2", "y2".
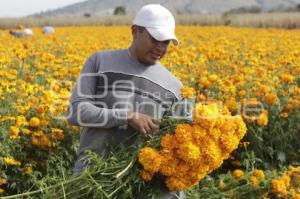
[
  {"x1": 191, "y1": 124, "x2": 206, "y2": 144},
  {"x1": 199, "y1": 77, "x2": 212, "y2": 88},
  {"x1": 272, "y1": 179, "x2": 287, "y2": 196},
  {"x1": 9, "y1": 126, "x2": 20, "y2": 139},
  {"x1": 208, "y1": 74, "x2": 218, "y2": 83},
  {"x1": 291, "y1": 191, "x2": 300, "y2": 199},
  {"x1": 197, "y1": 94, "x2": 206, "y2": 101},
  {"x1": 280, "y1": 73, "x2": 295, "y2": 84},
  {"x1": 250, "y1": 176, "x2": 259, "y2": 187},
  {"x1": 264, "y1": 93, "x2": 279, "y2": 105},
  {"x1": 23, "y1": 166, "x2": 33, "y2": 174},
  {"x1": 0, "y1": 188, "x2": 4, "y2": 193},
  {"x1": 40, "y1": 119, "x2": 49, "y2": 127},
  {"x1": 238, "y1": 90, "x2": 246, "y2": 98},
  {"x1": 219, "y1": 132, "x2": 239, "y2": 154},
  {"x1": 225, "y1": 98, "x2": 238, "y2": 112},
  {"x1": 29, "y1": 117, "x2": 40, "y2": 127},
  {"x1": 256, "y1": 110, "x2": 268, "y2": 126},
  {"x1": 177, "y1": 143, "x2": 200, "y2": 162},
  {"x1": 22, "y1": 128, "x2": 31, "y2": 135},
  {"x1": 181, "y1": 86, "x2": 196, "y2": 99},
  {"x1": 51, "y1": 128, "x2": 64, "y2": 140},
  {"x1": 233, "y1": 169, "x2": 244, "y2": 180},
  {"x1": 201, "y1": 139, "x2": 222, "y2": 169},
  {"x1": 281, "y1": 174, "x2": 291, "y2": 188},
  {"x1": 174, "y1": 124, "x2": 193, "y2": 144},
  {"x1": 3, "y1": 157, "x2": 21, "y2": 166},
  {"x1": 16, "y1": 115, "x2": 27, "y2": 127},
  {"x1": 193, "y1": 103, "x2": 219, "y2": 129},
  {"x1": 252, "y1": 169, "x2": 265, "y2": 180}
]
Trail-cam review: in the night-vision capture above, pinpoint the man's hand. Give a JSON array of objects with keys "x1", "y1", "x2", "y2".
[{"x1": 127, "y1": 111, "x2": 159, "y2": 137}]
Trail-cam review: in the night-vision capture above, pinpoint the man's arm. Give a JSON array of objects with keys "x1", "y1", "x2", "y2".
[{"x1": 66, "y1": 53, "x2": 128, "y2": 128}]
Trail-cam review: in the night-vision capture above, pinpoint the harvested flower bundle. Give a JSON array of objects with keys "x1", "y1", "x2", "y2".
[{"x1": 2, "y1": 103, "x2": 246, "y2": 199}]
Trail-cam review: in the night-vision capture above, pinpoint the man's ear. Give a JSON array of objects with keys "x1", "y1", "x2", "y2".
[{"x1": 131, "y1": 25, "x2": 138, "y2": 40}]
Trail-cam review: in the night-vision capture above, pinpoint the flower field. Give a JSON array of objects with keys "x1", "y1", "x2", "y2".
[{"x1": 0, "y1": 26, "x2": 299, "y2": 198}]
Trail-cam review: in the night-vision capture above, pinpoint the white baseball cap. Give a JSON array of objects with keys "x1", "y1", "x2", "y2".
[{"x1": 133, "y1": 4, "x2": 178, "y2": 45}]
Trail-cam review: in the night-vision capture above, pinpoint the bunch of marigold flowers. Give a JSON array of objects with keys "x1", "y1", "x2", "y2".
[{"x1": 138, "y1": 103, "x2": 247, "y2": 191}]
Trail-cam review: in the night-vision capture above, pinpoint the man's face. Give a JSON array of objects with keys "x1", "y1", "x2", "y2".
[{"x1": 132, "y1": 26, "x2": 170, "y2": 65}]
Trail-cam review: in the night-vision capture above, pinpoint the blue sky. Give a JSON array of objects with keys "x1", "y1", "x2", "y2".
[{"x1": 0, "y1": 0, "x2": 85, "y2": 17}]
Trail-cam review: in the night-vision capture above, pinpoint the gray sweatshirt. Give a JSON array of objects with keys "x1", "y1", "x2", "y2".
[
  {"x1": 67, "y1": 48, "x2": 182, "y2": 157},
  {"x1": 67, "y1": 49, "x2": 183, "y2": 198}
]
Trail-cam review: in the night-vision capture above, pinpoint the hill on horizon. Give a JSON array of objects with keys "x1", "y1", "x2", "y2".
[{"x1": 33, "y1": 0, "x2": 300, "y2": 17}]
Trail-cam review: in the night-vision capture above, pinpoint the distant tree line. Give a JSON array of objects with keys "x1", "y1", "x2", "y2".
[
  {"x1": 224, "y1": 3, "x2": 300, "y2": 15},
  {"x1": 82, "y1": 6, "x2": 126, "y2": 18}
]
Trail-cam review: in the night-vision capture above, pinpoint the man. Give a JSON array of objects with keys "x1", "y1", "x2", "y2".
[{"x1": 67, "y1": 4, "x2": 184, "y2": 199}]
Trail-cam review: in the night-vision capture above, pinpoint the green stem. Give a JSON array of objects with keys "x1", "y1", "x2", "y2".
[
  {"x1": 86, "y1": 171, "x2": 110, "y2": 198},
  {"x1": 1, "y1": 175, "x2": 84, "y2": 199},
  {"x1": 61, "y1": 183, "x2": 66, "y2": 199},
  {"x1": 57, "y1": 184, "x2": 90, "y2": 199},
  {"x1": 115, "y1": 158, "x2": 135, "y2": 179}
]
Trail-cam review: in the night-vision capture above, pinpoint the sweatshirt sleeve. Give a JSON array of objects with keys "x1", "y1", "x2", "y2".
[{"x1": 66, "y1": 52, "x2": 128, "y2": 128}]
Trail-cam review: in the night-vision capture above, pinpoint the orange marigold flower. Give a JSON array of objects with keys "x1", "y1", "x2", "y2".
[
  {"x1": 208, "y1": 74, "x2": 218, "y2": 83},
  {"x1": 225, "y1": 98, "x2": 238, "y2": 112},
  {"x1": 140, "y1": 170, "x2": 154, "y2": 182},
  {"x1": 281, "y1": 174, "x2": 291, "y2": 188},
  {"x1": 191, "y1": 124, "x2": 206, "y2": 144},
  {"x1": 22, "y1": 128, "x2": 31, "y2": 135},
  {"x1": 272, "y1": 179, "x2": 287, "y2": 196},
  {"x1": 159, "y1": 151, "x2": 178, "y2": 176},
  {"x1": 256, "y1": 110, "x2": 268, "y2": 126},
  {"x1": 23, "y1": 166, "x2": 33, "y2": 174},
  {"x1": 284, "y1": 104, "x2": 294, "y2": 111},
  {"x1": 16, "y1": 115, "x2": 27, "y2": 127},
  {"x1": 199, "y1": 77, "x2": 212, "y2": 88},
  {"x1": 264, "y1": 93, "x2": 279, "y2": 105},
  {"x1": 51, "y1": 128, "x2": 64, "y2": 140},
  {"x1": 165, "y1": 177, "x2": 188, "y2": 192},
  {"x1": 197, "y1": 94, "x2": 206, "y2": 101},
  {"x1": 181, "y1": 86, "x2": 196, "y2": 99},
  {"x1": 280, "y1": 112, "x2": 289, "y2": 118},
  {"x1": 174, "y1": 124, "x2": 193, "y2": 144},
  {"x1": 160, "y1": 134, "x2": 177, "y2": 149},
  {"x1": 139, "y1": 147, "x2": 162, "y2": 173},
  {"x1": 29, "y1": 117, "x2": 40, "y2": 127},
  {"x1": 250, "y1": 176, "x2": 259, "y2": 187},
  {"x1": 40, "y1": 119, "x2": 49, "y2": 127},
  {"x1": 177, "y1": 143, "x2": 200, "y2": 162},
  {"x1": 9, "y1": 126, "x2": 20, "y2": 139},
  {"x1": 193, "y1": 103, "x2": 219, "y2": 129},
  {"x1": 233, "y1": 169, "x2": 244, "y2": 180},
  {"x1": 280, "y1": 73, "x2": 295, "y2": 84},
  {"x1": 252, "y1": 169, "x2": 265, "y2": 180}
]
